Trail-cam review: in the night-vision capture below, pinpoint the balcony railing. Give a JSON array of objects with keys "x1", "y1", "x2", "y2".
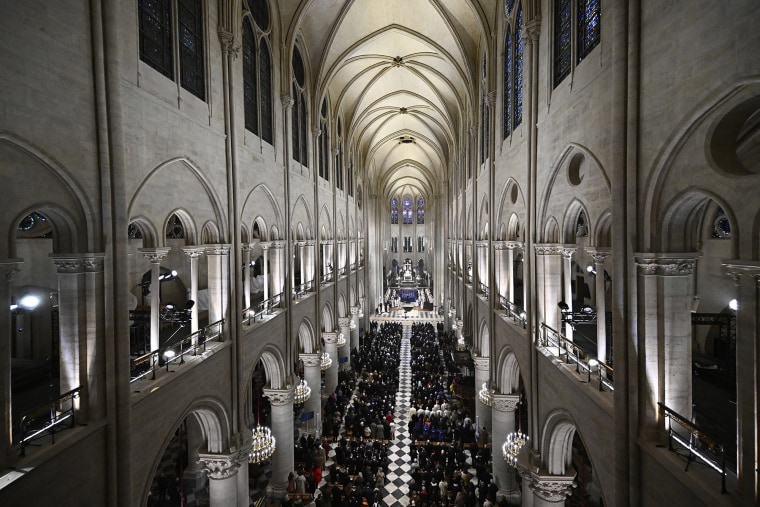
[
  {"x1": 293, "y1": 280, "x2": 313, "y2": 299},
  {"x1": 18, "y1": 387, "x2": 80, "y2": 456},
  {"x1": 499, "y1": 295, "x2": 527, "y2": 327},
  {"x1": 540, "y1": 323, "x2": 614, "y2": 392},
  {"x1": 349, "y1": 263, "x2": 357, "y2": 272},
  {"x1": 321, "y1": 271, "x2": 333, "y2": 285},
  {"x1": 658, "y1": 402, "x2": 729, "y2": 494},
  {"x1": 479, "y1": 282, "x2": 489, "y2": 300},
  {"x1": 338, "y1": 267, "x2": 346, "y2": 276},
  {"x1": 130, "y1": 319, "x2": 225, "y2": 383},
  {"x1": 243, "y1": 292, "x2": 284, "y2": 325}
]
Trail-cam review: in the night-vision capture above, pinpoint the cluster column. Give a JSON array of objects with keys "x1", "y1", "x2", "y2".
[
  {"x1": 337, "y1": 317, "x2": 351, "y2": 371},
  {"x1": 322, "y1": 332, "x2": 339, "y2": 395},
  {"x1": 263, "y1": 386, "x2": 295, "y2": 496},
  {"x1": 473, "y1": 355, "x2": 492, "y2": 435},
  {"x1": 300, "y1": 353, "x2": 322, "y2": 434},
  {"x1": 492, "y1": 394, "x2": 521, "y2": 503}
]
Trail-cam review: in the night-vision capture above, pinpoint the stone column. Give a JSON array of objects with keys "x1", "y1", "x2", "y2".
[
  {"x1": 263, "y1": 386, "x2": 295, "y2": 497},
  {"x1": 473, "y1": 355, "x2": 492, "y2": 435},
  {"x1": 270, "y1": 241, "x2": 284, "y2": 300},
  {"x1": 723, "y1": 260, "x2": 760, "y2": 504},
  {"x1": 51, "y1": 255, "x2": 86, "y2": 405},
  {"x1": 0, "y1": 260, "x2": 22, "y2": 469},
  {"x1": 82, "y1": 255, "x2": 105, "y2": 420},
  {"x1": 198, "y1": 452, "x2": 242, "y2": 506},
  {"x1": 306, "y1": 240, "x2": 315, "y2": 289},
  {"x1": 349, "y1": 306, "x2": 360, "y2": 349},
  {"x1": 561, "y1": 247, "x2": 577, "y2": 342},
  {"x1": 337, "y1": 317, "x2": 351, "y2": 372},
  {"x1": 455, "y1": 319, "x2": 464, "y2": 345},
  {"x1": 506, "y1": 242, "x2": 519, "y2": 304},
  {"x1": 529, "y1": 475, "x2": 576, "y2": 507},
  {"x1": 241, "y1": 243, "x2": 252, "y2": 311},
  {"x1": 535, "y1": 245, "x2": 563, "y2": 332},
  {"x1": 587, "y1": 248, "x2": 611, "y2": 364},
  {"x1": 261, "y1": 242, "x2": 270, "y2": 302},
  {"x1": 494, "y1": 242, "x2": 506, "y2": 300},
  {"x1": 492, "y1": 394, "x2": 521, "y2": 503},
  {"x1": 182, "y1": 247, "x2": 205, "y2": 335},
  {"x1": 300, "y1": 353, "x2": 322, "y2": 435},
  {"x1": 138, "y1": 247, "x2": 171, "y2": 352},
  {"x1": 206, "y1": 245, "x2": 231, "y2": 328},
  {"x1": 322, "y1": 332, "x2": 339, "y2": 395},
  {"x1": 298, "y1": 241, "x2": 305, "y2": 289}
]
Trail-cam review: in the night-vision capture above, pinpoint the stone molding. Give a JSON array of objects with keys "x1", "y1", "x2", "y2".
[
  {"x1": 472, "y1": 355, "x2": 490, "y2": 371},
  {"x1": 51, "y1": 253, "x2": 104, "y2": 273},
  {"x1": 635, "y1": 253, "x2": 698, "y2": 276},
  {"x1": 259, "y1": 242, "x2": 272, "y2": 251},
  {"x1": 281, "y1": 95, "x2": 294, "y2": 109},
  {"x1": 322, "y1": 332, "x2": 338, "y2": 344},
  {"x1": 560, "y1": 246, "x2": 577, "y2": 259},
  {"x1": 271, "y1": 240, "x2": 285, "y2": 249},
  {"x1": 586, "y1": 248, "x2": 611, "y2": 264},
  {"x1": 534, "y1": 244, "x2": 564, "y2": 256},
  {"x1": 530, "y1": 475, "x2": 575, "y2": 502},
  {"x1": 305, "y1": 240, "x2": 315, "y2": 247},
  {"x1": 197, "y1": 453, "x2": 240, "y2": 480},
  {"x1": 722, "y1": 260, "x2": 760, "y2": 281},
  {"x1": 205, "y1": 244, "x2": 231, "y2": 256},
  {"x1": 505, "y1": 241, "x2": 523, "y2": 250},
  {"x1": 262, "y1": 386, "x2": 294, "y2": 406},
  {"x1": 299, "y1": 353, "x2": 321, "y2": 367},
  {"x1": 138, "y1": 247, "x2": 172, "y2": 264},
  {"x1": 182, "y1": 246, "x2": 206, "y2": 258},
  {"x1": 349, "y1": 306, "x2": 360, "y2": 316},
  {"x1": 493, "y1": 241, "x2": 506, "y2": 250},
  {"x1": 337, "y1": 317, "x2": 351, "y2": 328},
  {"x1": 492, "y1": 394, "x2": 520, "y2": 412},
  {"x1": 0, "y1": 259, "x2": 23, "y2": 282},
  {"x1": 241, "y1": 244, "x2": 253, "y2": 253}
]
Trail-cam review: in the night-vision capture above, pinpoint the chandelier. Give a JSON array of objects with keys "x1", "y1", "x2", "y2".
[
  {"x1": 321, "y1": 352, "x2": 332, "y2": 370},
  {"x1": 349, "y1": 319, "x2": 357, "y2": 330},
  {"x1": 478, "y1": 382, "x2": 493, "y2": 407},
  {"x1": 502, "y1": 429, "x2": 529, "y2": 468},
  {"x1": 293, "y1": 378, "x2": 311, "y2": 405},
  {"x1": 249, "y1": 424, "x2": 276, "y2": 464},
  {"x1": 337, "y1": 332, "x2": 347, "y2": 348}
]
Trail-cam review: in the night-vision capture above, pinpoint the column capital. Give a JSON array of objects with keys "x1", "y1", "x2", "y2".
[
  {"x1": 586, "y1": 247, "x2": 611, "y2": 264},
  {"x1": 241, "y1": 243, "x2": 253, "y2": 253},
  {"x1": 312, "y1": 128, "x2": 322, "y2": 138},
  {"x1": 51, "y1": 253, "x2": 105, "y2": 273},
  {"x1": 197, "y1": 452, "x2": 241, "y2": 480},
  {"x1": 722, "y1": 259, "x2": 760, "y2": 281},
  {"x1": 305, "y1": 239, "x2": 316, "y2": 247},
  {"x1": 505, "y1": 240, "x2": 523, "y2": 250},
  {"x1": 322, "y1": 331, "x2": 339, "y2": 344},
  {"x1": 260, "y1": 241, "x2": 272, "y2": 250},
  {"x1": 349, "y1": 306, "x2": 360, "y2": 316},
  {"x1": 0, "y1": 259, "x2": 23, "y2": 281},
  {"x1": 138, "y1": 247, "x2": 172, "y2": 263},
  {"x1": 560, "y1": 245, "x2": 577, "y2": 259},
  {"x1": 337, "y1": 317, "x2": 352, "y2": 328},
  {"x1": 299, "y1": 353, "x2": 321, "y2": 367},
  {"x1": 473, "y1": 355, "x2": 490, "y2": 371},
  {"x1": 205, "y1": 244, "x2": 231, "y2": 256},
  {"x1": 634, "y1": 253, "x2": 699, "y2": 276},
  {"x1": 182, "y1": 246, "x2": 206, "y2": 258},
  {"x1": 493, "y1": 241, "x2": 506, "y2": 250},
  {"x1": 492, "y1": 394, "x2": 520, "y2": 412},
  {"x1": 524, "y1": 18, "x2": 541, "y2": 42},
  {"x1": 262, "y1": 386, "x2": 294, "y2": 406},
  {"x1": 529, "y1": 474, "x2": 576, "y2": 502},
  {"x1": 281, "y1": 95, "x2": 294, "y2": 109},
  {"x1": 534, "y1": 244, "x2": 563, "y2": 256},
  {"x1": 271, "y1": 240, "x2": 285, "y2": 249}
]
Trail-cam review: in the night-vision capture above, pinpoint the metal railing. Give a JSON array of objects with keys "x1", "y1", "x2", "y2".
[
  {"x1": 499, "y1": 295, "x2": 527, "y2": 327},
  {"x1": 293, "y1": 281, "x2": 313, "y2": 299},
  {"x1": 479, "y1": 282, "x2": 489, "y2": 300},
  {"x1": 18, "y1": 387, "x2": 80, "y2": 456},
  {"x1": 130, "y1": 319, "x2": 225, "y2": 383},
  {"x1": 541, "y1": 323, "x2": 614, "y2": 391},
  {"x1": 320, "y1": 271, "x2": 333, "y2": 284},
  {"x1": 349, "y1": 263, "x2": 357, "y2": 272},
  {"x1": 658, "y1": 402, "x2": 728, "y2": 494},
  {"x1": 338, "y1": 267, "x2": 346, "y2": 276},
  {"x1": 243, "y1": 293, "x2": 284, "y2": 325}
]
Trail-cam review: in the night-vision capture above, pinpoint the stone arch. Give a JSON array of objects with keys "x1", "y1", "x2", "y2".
[
  {"x1": 594, "y1": 210, "x2": 612, "y2": 248},
  {"x1": 297, "y1": 318, "x2": 316, "y2": 353},
  {"x1": 201, "y1": 220, "x2": 220, "y2": 244},
  {"x1": 241, "y1": 223, "x2": 250, "y2": 244},
  {"x1": 128, "y1": 216, "x2": 159, "y2": 248},
  {"x1": 256, "y1": 346, "x2": 287, "y2": 390},
  {"x1": 543, "y1": 216, "x2": 560, "y2": 243},
  {"x1": 252, "y1": 216, "x2": 268, "y2": 241},
  {"x1": 507, "y1": 213, "x2": 520, "y2": 241},
  {"x1": 338, "y1": 292, "x2": 347, "y2": 318},
  {"x1": 321, "y1": 302, "x2": 334, "y2": 332},
  {"x1": 562, "y1": 199, "x2": 590, "y2": 244},
  {"x1": 292, "y1": 195, "x2": 314, "y2": 235},
  {"x1": 477, "y1": 318, "x2": 490, "y2": 357},
  {"x1": 9, "y1": 205, "x2": 84, "y2": 258},
  {"x1": 496, "y1": 349, "x2": 521, "y2": 394},
  {"x1": 242, "y1": 184, "x2": 284, "y2": 240},
  {"x1": 163, "y1": 209, "x2": 197, "y2": 246},
  {"x1": 478, "y1": 194, "x2": 490, "y2": 240},
  {"x1": 541, "y1": 410, "x2": 578, "y2": 476}
]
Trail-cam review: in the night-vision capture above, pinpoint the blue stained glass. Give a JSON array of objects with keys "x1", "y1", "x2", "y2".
[
  {"x1": 514, "y1": 7, "x2": 523, "y2": 129},
  {"x1": 505, "y1": 0, "x2": 516, "y2": 15},
  {"x1": 553, "y1": 0, "x2": 571, "y2": 87},
  {"x1": 503, "y1": 28, "x2": 512, "y2": 139},
  {"x1": 243, "y1": 21, "x2": 258, "y2": 134},
  {"x1": 578, "y1": 0, "x2": 601, "y2": 63}
]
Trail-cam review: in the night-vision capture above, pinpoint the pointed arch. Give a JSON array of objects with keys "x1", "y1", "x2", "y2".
[
  {"x1": 297, "y1": 318, "x2": 316, "y2": 353},
  {"x1": 242, "y1": 183, "x2": 284, "y2": 238}
]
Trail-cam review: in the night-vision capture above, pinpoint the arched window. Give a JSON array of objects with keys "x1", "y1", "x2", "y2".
[
  {"x1": 576, "y1": 209, "x2": 589, "y2": 237},
  {"x1": 391, "y1": 197, "x2": 399, "y2": 224},
  {"x1": 416, "y1": 196, "x2": 425, "y2": 224},
  {"x1": 480, "y1": 55, "x2": 489, "y2": 165},
  {"x1": 503, "y1": 3, "x2": 523, "y2": 138},
  {"x1": 319, "y1": 98, "x2": 330, "y2": 180},
  {"x1": 242, "y1": 1, "x2": 272, "y2": 143},
  {"x1": 711, "y1": 207, "x2": 732, "y2": 239},
  {"x1": 336, "y1": 118, "x2": 344, "y2": 190},
  {"x1": 138, "y1": 0, "x2": 206, "y2": 100},
  {"x1": 166, "y1": 214, "x2": 185, "y2": 239},
  {"x1": 292, "y1": 46, "x2": 308, "y2": 166},
  {"x1": 553, "y1": 0, "x2": 601, "y2": 88},
  {"x1": 402, "y1": 196, "x2": 413, "y2": 225}
]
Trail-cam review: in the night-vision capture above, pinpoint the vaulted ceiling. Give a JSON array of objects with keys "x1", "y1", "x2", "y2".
[{"x1": 285, "y1": 0, "x2": 495, "y2": 202}]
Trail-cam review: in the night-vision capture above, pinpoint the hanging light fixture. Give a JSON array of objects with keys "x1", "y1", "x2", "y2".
[
  {"x1": 321, "y1": 352, "x2": 332, "y2": 370},
  {"x1": 249, "y1": 384, "x2": 276, "y2": 464},
  {"x1": 336, "y1": 332, "x2": 347, "y2": 348},
  {"x1": 502, "y1": 429, "x2": 529, "y2": 468},
  {"x1": 478, "y1": 382, "x2": 493, "y2": 407},
  {"x1": 293, "y1": 378, "x2": 311, "y2": 405}
]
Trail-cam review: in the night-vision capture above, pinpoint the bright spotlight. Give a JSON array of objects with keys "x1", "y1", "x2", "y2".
[
  {"x1": 163, "y1": 350, "x2": 176, "y2": 360},
  {"x1": 19, "y1": 295, "x2": 40, "y2": 310},
  {"x1": 586, "y1": 265, "x2": 595, "y2": 274},
  {"x1": 729, "y1": 299, "x2": 738, "y2": 311},
  {"x1": 171, "y1": 270, "x2": 178, "y2": 277}
]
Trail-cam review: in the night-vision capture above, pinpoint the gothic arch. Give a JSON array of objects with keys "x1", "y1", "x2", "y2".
[
  {"x1": 297, "y1": 318, "x2": 317, "y2": 353},
  {"x1": 561, "y1": 199, "x2": 590, "y2": 245},
  {"x1": 163, "y1": 209, "x2": 198, "y2": 246},
  {"x1": 543, "y1": 216, "x2": 560, "y2": 243},
  {"x1": 496, "y1": 349, "x2": 521, "y2": 394},
  {"x1": 338, "y1": 292, "x2": 347, "y2": 318},
  {"x1": 541, "y1": 410, "x2": 578, "y2": 476},
  {"x1": 128, "y1": 216, "x2": 159, "y2": 248},
  {"x1": 477, "y1": 318, "x2": 490, "y2": 357},
  {"x1": 321, "y1": 302, "x2": 334, "y2": 332},
  {"x1": 255, "y1": 346, "x2": 287, "y2": 390},
  {"x1": 242, "y1": 184, "x2": 284, "y2": 239}
]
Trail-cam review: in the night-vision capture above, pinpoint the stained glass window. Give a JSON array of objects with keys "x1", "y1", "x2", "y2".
[
  {"x1": 576, "y1": 209, "x2": 589, "y2": 237},
  {"x1": 128, "y1": 223, "x2": 144, "y2": 239},
  {"x1": 243, "y1": 20, "x2": 258, "y2": 134},
  {"x1": 178, "y1": 0, "x2": 205, "y2": 100},
  {"x1": 514, "y1": 6, "x2": 524, "y2": 129},
  {"x1": 578, "y1": 0, "x2": 601, "y2": 63},
  {"x1": 336, "y1": 119, "x2": 344, "y2": 190},
  {"x1": 166, "y1": 214, "x2": 185, "y2": 239},
  {"x1": 417, "y1": 196, "x2": 425, "y2": 224},
  {"x1": 138, "y1": 0, "x2": 173, "y2": 79},
  {"x1": 391, "y1": 197, "x2": 399, "y2": 224},
  {"x1": 17, "y1": 212, "x2": 47, "y2": 232},
  {"x1": 503, "y1": 28, "x2": 512, "y2": 139},
  {"x1": 250, "y1": 0, "x2": 269, "y2": 30},
  {"x1": 403, "y1": 197, "x2": 413, "y2": 225},
  {"x1": 711, "y1": 207, "x2": 732, "y2": 239},
  {"x1": 505, "y1": 0, "x2": 516, "y2": 15},
  {"x1": 554, "y1": 0, "x2": 571, "y2": 87},
  {"x1": 291, "y1": 83, "x2": 300, "y2": 163},
  {"x1": 319, "y1": 99, "x2": 329, "y2": 180},
  {"x1": 259, "y1": 39, "x2": 273, "y2": 143}
]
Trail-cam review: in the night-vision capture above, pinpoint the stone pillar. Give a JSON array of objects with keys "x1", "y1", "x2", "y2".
[
  {"x1": 587, "y1": 248, "x2": 611, "y2": 364},
  {"x1": 270, "y1": 241, "x2": 284, "y2": 300},
  {"x1": 263, "y1": 386, "x2": 295, "y2": 497},
  {"x1": 322, "y1": 332, "x2": 339, "y2": 395},
  {"x1": 473, "y1": 355, "x2": 492, "y2": 435},
  {"x1": 494, "y1": 242, "x2": 505, "y2": 300},
  {"x1": 529, "y1": 475, "x2": 576, "y2": 507},
  {"x1": 300, "y1": 353, "x2": 322, "y2": 435},
  {"x1": 561, "y1": 247, "x2": 577, "y2": 342},
  {"x1": 349, "y1": 305, "x2": 360, "y2": 349},
  {"x1": 723, "y1": 260, "x2": 760, "y2": 504},
  {"x1": 138, "y1": 247, "x2": 171, "y2": 352},
  {"x1": 198, "y1": 452, "x2": 242, "y2": 506},
  {"x1": 506, "y1": 242, "x2": 518, "y2": 304},
  {"x1": 338, "y1": 317, "x2": 351, "y2": 372},
  {"x1": 492, "y1": 394, "x2": 521, "y2": 503},
  {"x1": 241, "y1": 243, "x2": 252, "y2": 311},
  {"x1": 82, "y1": 255, "x2": 105, "y2": 420},
  {"x1": 182, "y1": 247, "x2": 205, "y2": 335},
  {"x1": 0, "y1": 259, "x2": 22, "y2": 469},
  {"x1": 51, "y1": 255, "x2": 86, "y2": 404},
  {"x1": 261, "y1": 243, "x2": 270, "y2": 302},
  {"x1": 455, "y1": 319, "x2": 464, "y2": 345},
  {"x1": 535, "y1": 245, "x2": 563, "y2": 332},
  {"x1": 306, "y1": 240, "x2": 315, "y2": 289},
  {"x1": 206, "y1": 245, "x2": 231, "y2": 328},
  {"x1": 298, "y1": 241, "x2": 305, "y2": 288}
]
